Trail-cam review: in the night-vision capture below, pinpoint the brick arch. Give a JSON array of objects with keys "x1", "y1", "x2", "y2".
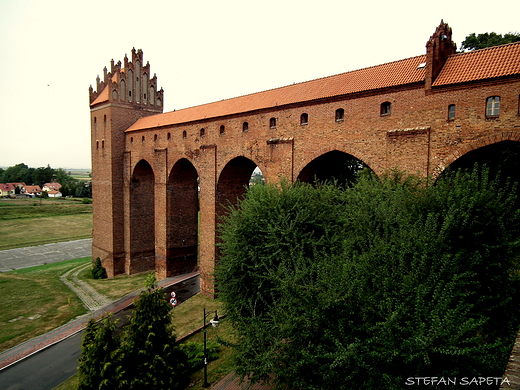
[
  {"x1": 129, "y1": 159, "x2": 155, "y2": 274},
  {"x1": 165, "y1": 158, "x2": 199, "y2": 277},
  {"x1": 295, "y1": 144, "x2": 377, "y2": 181},
  {"x1": 432, "y1": 132, "x2": 520, "y2": 178}
]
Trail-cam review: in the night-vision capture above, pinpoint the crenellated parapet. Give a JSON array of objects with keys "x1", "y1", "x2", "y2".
[{"x1": 89, "y1": 48, "x2": 164, "y2": 108}]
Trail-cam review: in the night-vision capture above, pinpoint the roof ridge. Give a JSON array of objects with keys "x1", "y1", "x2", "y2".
[
  {"x1": 171, "y1": 53, "x2": 427, "y2": 113},
  {"x1": 456, "y1": 40, "x2": 520, "y2": 56}
]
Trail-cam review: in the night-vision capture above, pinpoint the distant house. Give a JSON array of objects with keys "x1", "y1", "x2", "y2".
[
  {"x1": 47, "y1": 190, "x2": 62, "y2": 198},
  {"x1": 42, "y1": 182, "x2": 62, "y2": 192},
  {"x1": 0, "y1": 183, "x2": 15, "y2": 197},
  {"x1": 23, "y1": 185, "x2": 42, "y2": 197}
]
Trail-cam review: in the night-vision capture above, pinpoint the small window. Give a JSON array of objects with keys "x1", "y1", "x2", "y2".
[
  {"x1": 243, "y1": 122, "x2": 249, "y2": 132},
  {"x1": 94, "y1": 117, "x2": 97, "y2": 124},
  {"x1": 300, "y1": 113, "x2": 308, "y2": 125},
  {"x1": 335, "y1": 108, "x2": 344, "y2": 122},
  {"x1": 380, "y1": 102, "x2": 391, "y2": 116},
  {"x1": 486, "y1": 96, "x2": 500, "y2": 117},
  {"x1": 269, "y1": 117, "x2": 277, "y2": 129},
  {"x1": 448, "y1": 104, "x2": 456, "y2": 120},
  {"x1": 96, "y1": 141, "x2": 99, "y2": 149},
  {"x1": 200, "y1": 128, "x2": 205, "y2": 137},
  {"x1": 182, "y1": 130, "x2": 187, "y2": 139},
  {"x1": 130, "y1": 137, "x2": 134, "y2": 143},
  {"x1": 102, "y1": 140, "x2": 105, "y2": 148},
  {"x1": 142, "y1": 136, "x2": 145, "y2": 143},
  {"x1": 167, "y1": 132, "x2": 171, "y2": 140},
  {"x1": 103, "y1": 114, "x2": 107, "y2": 123},
  {"x1": 154, "y1": 134, "x2": 158, "y2": 141},
  {"x1": 220, "y1": 125, "x2": 225, "y2": 135}
]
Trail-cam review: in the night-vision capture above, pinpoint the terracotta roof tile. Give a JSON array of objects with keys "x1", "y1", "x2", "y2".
[
  {"x1": 126, "y1": 55, "x2": 427, "y2": 131},
  {"x1": 91, "y1": 85, "x2": 109, "y2": 106},
  {"x1": 433, "y1": 42, "x2": 520, "y2": 86}
]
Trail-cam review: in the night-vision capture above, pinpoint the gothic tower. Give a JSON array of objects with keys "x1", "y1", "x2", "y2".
[{"x1": 89, "y1": 48, "x2": 164, "y2": 277}]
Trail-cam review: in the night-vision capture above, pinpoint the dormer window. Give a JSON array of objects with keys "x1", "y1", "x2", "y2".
[
  {"x1": 486, "y1": 96, "x2": 500, "y2": 117},
  {"x1": 300, "y1": 113, "x2": 308, "y2": 125},
  {"x1": 380, "y1": 102, "x2": 392, "y2": 116}
]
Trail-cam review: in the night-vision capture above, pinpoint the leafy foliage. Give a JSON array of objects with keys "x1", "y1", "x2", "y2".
[
  {"x1": 461, "y1": 32, "x2": 520, "y2": 51},
  {"x1": 179, "y1": 341, "x2": 220, "y2": 371},
  {"x1": 77, "y1": 274, "x2": 189, "y2": 390},
  {"x1": 216, "y1": 169, "x2": 520, "y2": 389}
]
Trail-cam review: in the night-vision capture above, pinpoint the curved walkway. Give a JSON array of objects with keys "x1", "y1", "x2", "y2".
[{"x1": 59, "y1": 263, "x2": 112, "y2": 311}]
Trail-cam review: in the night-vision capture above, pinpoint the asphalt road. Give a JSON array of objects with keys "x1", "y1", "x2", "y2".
[{"x1": 0, "y1": 275, "x2": 200, "y2": 390}]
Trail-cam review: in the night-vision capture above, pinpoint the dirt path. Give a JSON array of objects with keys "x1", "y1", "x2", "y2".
[{"x1": 59, "y1": 263, "x2": 112, "y2": 311}]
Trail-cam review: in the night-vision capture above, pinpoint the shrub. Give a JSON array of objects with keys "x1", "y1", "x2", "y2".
[
  {"x1": 92, "y1": 257, "x2": 107, "y2": 279},
  {"x1": 216, "y1": 169, "x2": 520, "y2": 389}
]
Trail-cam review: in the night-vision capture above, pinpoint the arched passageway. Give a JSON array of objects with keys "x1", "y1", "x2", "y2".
[
  {"x1": 442, "y1": 141, "x2": 520, "y2": 183},
  {"x1": 166, "y1": 159, "x2": 199, "y2": 276},
  {"x1": 297, "y1": 150, "x2": 371, "y2": 187},
  {"x1": 129, "y1": 160, "x2": 155, "y2": 273},
  {"x1": 216, "y1": 156, "x2": 258, "y2": 223}
]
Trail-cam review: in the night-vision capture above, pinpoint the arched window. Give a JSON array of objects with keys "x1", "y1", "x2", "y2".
[
  {"x1": 219, "y1": 125, "x2": 225, "y2": 135},
  {"x1": 269, "y1": 117, "x2": 277, "y2": 129},
  {"x1": 335, "y1": 108, "x2": 344, "y2": 122},
  {"x1": 200, "y1": 128, "x2": 205, "y2": 137},
  {"x1": 182, "y1": 130, "x2": 187, "y2": 139},
  {"x1": 243, "y1": 122, "x2": 249, "y2": 132},
  {"x1": 448, "y1": 104, "x2": 456, "y2": 120},
  {"x1": 154, "y1": 134, "x2": 158, "y2": 141},
  {"x1": 486, "y1": 96, "x2": 500, "y2": 117},
  {"x1": 380, "y1": 102, "x2": 391, "y2": 116},
  {"x1": 300, "y1": 113, "x2": 308, "y2": 125},
  {"x1": 167, "y1": 132, "x2": 171, "y2": 141}
]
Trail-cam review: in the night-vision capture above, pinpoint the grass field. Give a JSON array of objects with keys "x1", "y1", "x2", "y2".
[{"x1": 0, "y1": 198, "x2": 92, "y2": 250}]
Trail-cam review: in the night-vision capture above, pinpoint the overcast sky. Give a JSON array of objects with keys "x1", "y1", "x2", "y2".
[{"x1": 0, "y1": 0, "x2": 519, "y2": 170}]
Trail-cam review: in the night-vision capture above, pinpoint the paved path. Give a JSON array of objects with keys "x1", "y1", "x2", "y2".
[
  {"x1": 0, "y1": 238, "x2": 92, "y2": 272},
  {"x1": 59, "y1": 262, "x2": 112, "y2": 311}
]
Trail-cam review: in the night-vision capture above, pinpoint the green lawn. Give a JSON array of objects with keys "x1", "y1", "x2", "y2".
[{"x1": 0, "y1": 198, "x2": 92, "y2": 250}]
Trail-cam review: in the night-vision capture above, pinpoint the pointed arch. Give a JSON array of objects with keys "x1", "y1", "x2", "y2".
[
  {"x1": 129, "y1": 159, "x2": 155, "y2": 273},
  {"x1": 166, "y1": 158, "x2": 199, "y2": 276}
]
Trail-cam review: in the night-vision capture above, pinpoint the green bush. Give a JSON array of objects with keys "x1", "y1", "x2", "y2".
[
  {"x1": 92, "y1": 257, "x2": 107, "y2": 279},
  {"x1": 179, "y1": 341, "x2": 220, "y2": 371},
  {"x1": 216, "y1": 169, "x2": 520, "y2": 389}
]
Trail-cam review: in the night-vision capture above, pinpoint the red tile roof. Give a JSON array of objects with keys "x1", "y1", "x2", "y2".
[
  {"x1": 433, "y1": 41, "x2": 520, "y2": 86},
  {"x1": 126, "y1": 55, "x2": 427, "y2": 131}
]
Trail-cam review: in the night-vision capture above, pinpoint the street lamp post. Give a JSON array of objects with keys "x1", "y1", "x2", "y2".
[{"x1": 203, "y1": 308, "x2": 219, "y2": 388}]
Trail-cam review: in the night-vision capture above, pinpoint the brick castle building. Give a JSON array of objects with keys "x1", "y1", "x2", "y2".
[{"x1": 89, "y1": 21, "x2": 520, "y2": 295}]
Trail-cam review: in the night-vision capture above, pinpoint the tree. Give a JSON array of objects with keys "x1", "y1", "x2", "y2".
[
  {"x1": 461, "y1": 32, "x2": 520, "y2": 51},
  {"x1": 77, "y1": 274, "x2": 189, "y2": 390},
  {"x1": 216, "y1": 170, "x2": 520, "y2": 389},
  {"x1": 77, "y1": 316, "x2": 119, "y2": 390}
]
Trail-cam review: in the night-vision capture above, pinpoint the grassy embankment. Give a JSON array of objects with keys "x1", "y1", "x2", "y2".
[{"x1": 0, "y1": 197, "x2": 92, "y2": 250}]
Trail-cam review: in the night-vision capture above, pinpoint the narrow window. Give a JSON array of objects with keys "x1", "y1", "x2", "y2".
[
  {"x1": 486, "y1": 96, "x2": 500, "y2": 117},
  {"x1": 142, "y1": 136, "x2": 145, "y2": 143},
  {"x1": 94, "y1": 117, "x2": 97, "y2": 124},
  {"x1": 102, "y1": 140, "x2": 105, "y2": 148},
  {"x1": 130, "y1": 137, "x2": 134, "y2": 143},
  {"x1": 182, "y1": 130, "x2": 187, "y2": 139},
  {"x1": 96, "y1": 141, "x2": 99, "y2": 149},
  {"x1": 269, "y1": 117, "x2": 277, "y2": 129},
  {"x1": 335, "y1": 108, "x2": 344, "y2": 122},
  {"x1": 154, "y1": 134, "x2": 158, "y2": 141},
  {"x1": 448, "y1": 104, "x2": 456, "y2": 120},
  {"x1": 243, "y1": 122, "x2": 249, "y2": 132},
  {"x1": 200, "y1": 128, "x2": 205, "y2": 137},
  {"x1": 300, "y1": 113, "x2": 308, "y2": 125},
  {"x1": 219, "y1": 125, "x2": 225, "y2": 135},
  {"x1": 103, "y1": 114, "x2": 107, "y2": 123},
  {"x1": 167, "y1": 132, "x2": 171, "y2": 140},
  {"x1": 380, "y1": 102, "x2": 391, "y2": 116}
]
